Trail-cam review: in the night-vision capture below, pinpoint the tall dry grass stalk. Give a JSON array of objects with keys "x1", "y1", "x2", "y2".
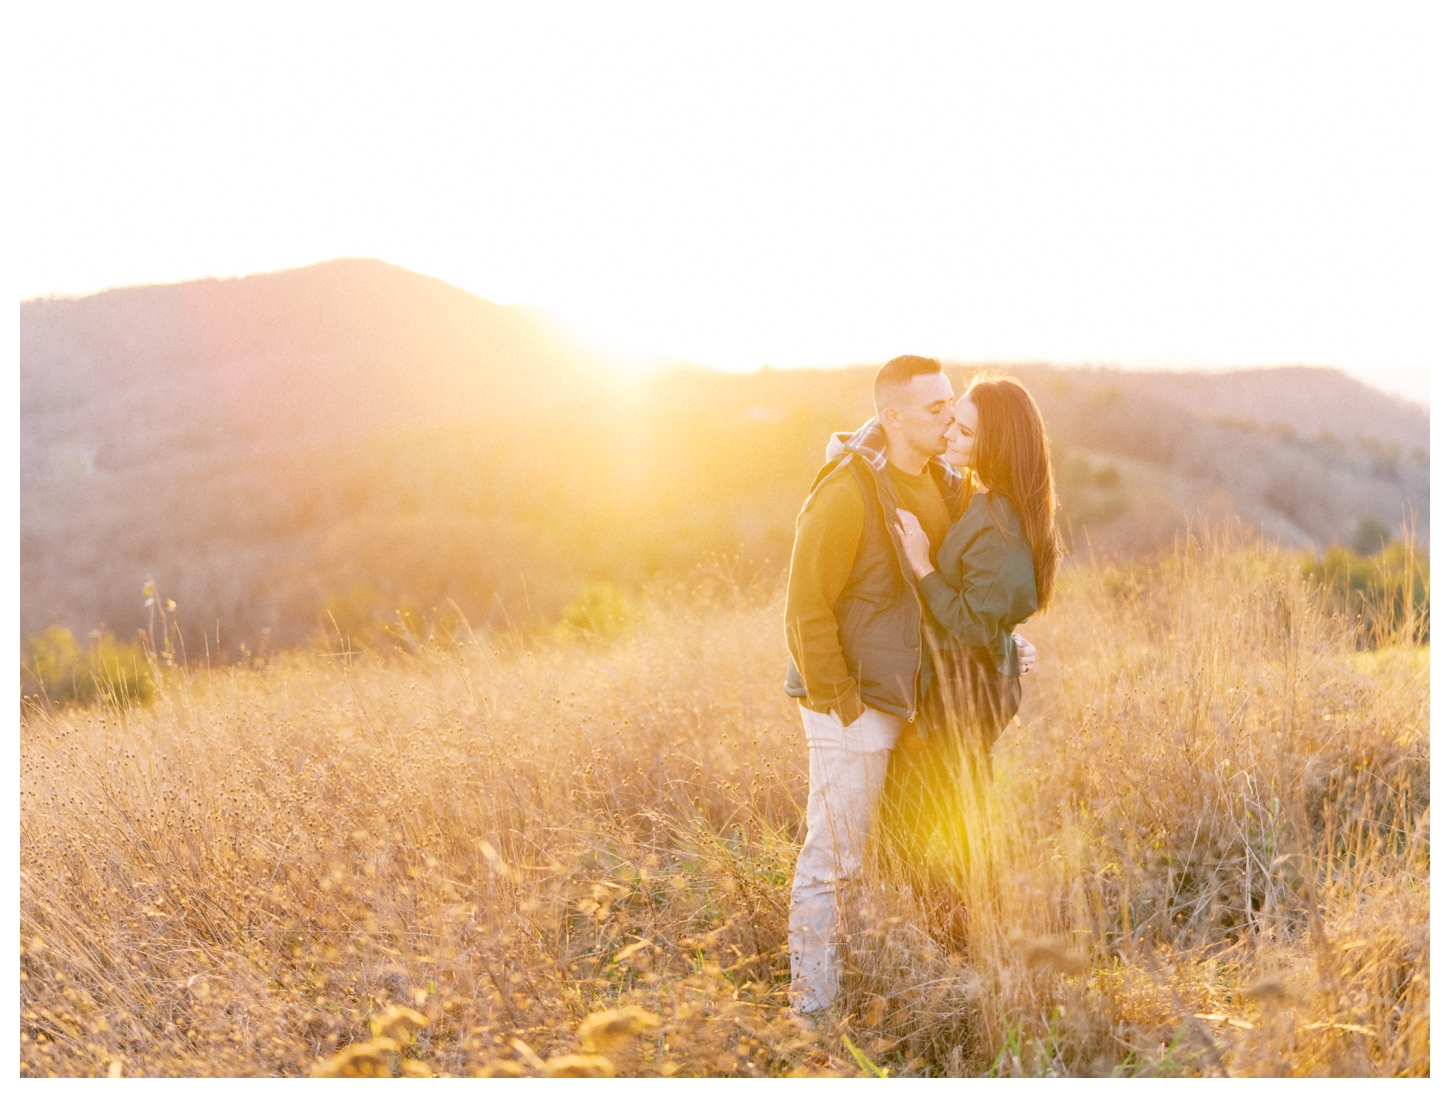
[{"x1": 20, "y1": 533, "x2": 1427, "y2": 1076}]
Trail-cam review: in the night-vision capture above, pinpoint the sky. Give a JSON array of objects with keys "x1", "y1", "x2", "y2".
[{"x1": 14, "y1": 1, "x2": 1447, "y2": 404}]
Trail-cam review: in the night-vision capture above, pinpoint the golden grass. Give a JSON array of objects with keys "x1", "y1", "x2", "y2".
[{"x1": 19, "y1": 533, "x2": 1428, "y2": 1076}]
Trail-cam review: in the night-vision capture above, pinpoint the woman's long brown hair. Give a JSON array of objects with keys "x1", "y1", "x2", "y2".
[{"x1": 966, "y1": 376, "x2": 1062, "y2": 610}]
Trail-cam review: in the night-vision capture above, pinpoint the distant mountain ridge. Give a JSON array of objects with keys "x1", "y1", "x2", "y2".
[
  {"x1": 22, "y1": 258, "x2": 1428, "y2": 478},
  {"x1": 21, "y1": 258, "x2": 615, "y2": 475},
  {"x1": 1102, "y1": 365, "x2": 1427, "y2": 451},
  {"x1": 19, "y1": 259, "x2": 1430, "y2": 650}
]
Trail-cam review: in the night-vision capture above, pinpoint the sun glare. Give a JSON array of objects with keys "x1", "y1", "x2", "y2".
[
  {"x1": 544, "y1": 307, "x2": 680, "y2": 378},
  {"x1": 13, "y1": 4, "x2": 1444, "y2": 402}
]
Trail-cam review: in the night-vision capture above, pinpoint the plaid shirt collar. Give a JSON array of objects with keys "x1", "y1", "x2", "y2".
[{"x1": 829, "y1": 417, "x2": 963, "y2": 492}]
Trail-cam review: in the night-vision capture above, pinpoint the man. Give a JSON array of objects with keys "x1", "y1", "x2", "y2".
[{"x1": 782, "y1": 354, "x2": 1033, "y2": 1016}]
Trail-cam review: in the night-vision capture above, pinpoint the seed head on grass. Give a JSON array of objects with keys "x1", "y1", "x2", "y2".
[
  {"x1": 370, "y1": 1004, "x2": 430, "y2": 1044},
  {"x1": 545, "y1": 1054, "x2": 617, "y2": 1077},
  {"x1": 578, "y1": 1005, "x2": 661, "y2": 1052},
  {"x1": 312, "y1": 1037, "x2": 400, "y2": 1078}
]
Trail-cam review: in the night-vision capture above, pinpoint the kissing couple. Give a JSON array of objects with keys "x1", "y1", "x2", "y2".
[{"x1": 782, "y1": 354, "x2": 1061, "y2": 1017}]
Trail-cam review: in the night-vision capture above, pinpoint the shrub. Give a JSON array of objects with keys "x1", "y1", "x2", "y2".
[
  {"x1": 556, "y1": 581, "x2": 640, "y2": 639},
  {"x1": 1302, "y1": 538, "x2": 1428, "y2": 645},
  {"x1": 21, "y1": 626, "x2": 155, "y2": 708}
]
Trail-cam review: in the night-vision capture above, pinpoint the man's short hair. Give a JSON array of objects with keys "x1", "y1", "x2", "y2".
[{"x1": 874, "y1": 355, "x2": 944, "y2": 415}]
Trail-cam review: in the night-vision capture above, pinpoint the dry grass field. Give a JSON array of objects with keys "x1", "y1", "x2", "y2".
[{"x1": 19, "y1": 533, "x2": 1428, "y2": 1077}]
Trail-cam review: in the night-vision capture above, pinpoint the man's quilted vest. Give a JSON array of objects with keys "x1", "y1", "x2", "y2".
[{"x1": 784, "y1": 454, "x2": 957, "y2": 722}]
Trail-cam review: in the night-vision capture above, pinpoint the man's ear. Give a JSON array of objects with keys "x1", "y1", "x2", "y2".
[{"x1": 879, "y1": 406, "x2": 900, "y2": 429}]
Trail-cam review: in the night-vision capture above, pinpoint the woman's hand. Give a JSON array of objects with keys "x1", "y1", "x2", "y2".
[
  {"x1": 894, "y1": 508, "x2": 935, "y2": 579},
  {"x1": 1014, "y1": 632, "x2": 1036, "y2": 674}
]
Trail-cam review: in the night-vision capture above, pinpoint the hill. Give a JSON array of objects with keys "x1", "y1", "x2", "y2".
[
  {"x1": 21, "y1": 257, "x2": 612, "y2": 471},
  {"x1": 976, "y1": 363, "x2": 1428, "y2": 555},
  {"x1": 20, "y1": 261, "x2": 1430, "y2": 653},
  {"x1": 21, "y1": 259, "x2": 637, "y2": 648},
  {"x1": 1105, "y1": 365, "x2": 1428, "y2": 452}
]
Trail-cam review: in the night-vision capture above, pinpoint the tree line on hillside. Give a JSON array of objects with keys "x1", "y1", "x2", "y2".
[
  {"x1": 21, "y1": 368, "x2": 1428, "y2": 701},
  {"x1": 21, "y1": 365, "x2": 1428, "y2": 666}
]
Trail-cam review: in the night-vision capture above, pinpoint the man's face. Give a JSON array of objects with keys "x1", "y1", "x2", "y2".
[{"x1": 883, "y1": 372, "x2": 955, "y2": 458}]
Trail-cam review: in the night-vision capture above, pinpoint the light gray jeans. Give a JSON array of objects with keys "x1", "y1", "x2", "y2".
[{"x1": 788, "y1": 703, "x2": 905, "y2": 1013}]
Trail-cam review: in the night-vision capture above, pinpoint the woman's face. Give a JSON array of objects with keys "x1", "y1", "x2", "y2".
[{"x1": 943, "y1": 395, "x2": 978, "y2": 468}]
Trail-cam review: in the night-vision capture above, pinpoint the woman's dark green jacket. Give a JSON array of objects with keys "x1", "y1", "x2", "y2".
[{"x1": 918, "y1": 490, "x2": 1038, "y2": 676}]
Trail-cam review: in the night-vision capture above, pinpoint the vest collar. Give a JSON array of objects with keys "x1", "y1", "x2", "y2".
[{"x1": 826, "y1": 417, "x2": 963, "y2": 496}]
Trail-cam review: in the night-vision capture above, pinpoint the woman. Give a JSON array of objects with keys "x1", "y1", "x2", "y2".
[
  {"x1": 896, "y1": 374, "x2": 1060, "y2": 744},
  {"x1": 879, "y1": 375, "x2": 1061, "y2": 926}
]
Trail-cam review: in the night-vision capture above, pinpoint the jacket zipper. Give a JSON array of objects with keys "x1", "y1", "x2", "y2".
[
  {"x1": 885, "y1": 460, "x2": 959, "y2": 726},
  {"x1": 877, "y1": 468, "x2": 927, "y2": 724}
]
